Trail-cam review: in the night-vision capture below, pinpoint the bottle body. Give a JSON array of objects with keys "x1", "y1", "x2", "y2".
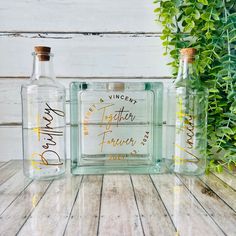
[
  {"x1": 166, "y1": 49, "x2": 208, "y2": 175},
  {"x1": 21, "y1": 47, "x2": 66, "y2": 179},
  {"x1": 171, "y1": 87, "x2": 208, "y2": 175}
]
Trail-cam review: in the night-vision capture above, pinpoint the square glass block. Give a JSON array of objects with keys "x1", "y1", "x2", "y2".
[{"x1": 70, "y1": 81, "x2": 164, "y2": 174}]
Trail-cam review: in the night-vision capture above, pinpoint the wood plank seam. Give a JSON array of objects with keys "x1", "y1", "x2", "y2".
[
  {"x1": 212, "y1": 170, "x2": 236, "y2": 190},
  {"x1": 0, "y1": 161, "x2": 21, "y2": 186},
  {"x1": 198, "y1": 176, "x2": 236, "y2": 213},
  {"x1": 0, "y1": 33, "x2": 161, "y2": 39},
  {"x1": 96, "y1": 175, "x2": 104, "y2": 236},
  {"x1": 176, "y1": 174, "x2": 227, "y2": 236},
  {"x1": 0, "y1": 32, "x2": 162, "y2": 35},
  {"x1": 0, "y1": 76, "x2": 171, "y2": 79},
  {"x1": 14, "y1": 180, "x2": 53, "y2": 235},
  {"x1": 149, "y1": 175, "x2": 177, "y2": 232},
  {"x1": 130, "y1": 175, "x2": 145, "y2": 236},
  {"x1": 224, "y1": 167, "x2": 236, "y2": 177},
  {"x1": 0, "y1": 161, "x2": 10, "y2": 168},
  {"x1": 0, "y1": 123, "x2": 70, "y2": 126},
  {"x1": 0, "y1": 179, "x2": 33, "y2": 216},
  {"x1": 62, "y1": 175, "x2": 84, "y2": 236},
  {"x1": 0, "y1": 123, "x2": 22, "y2": 126}
]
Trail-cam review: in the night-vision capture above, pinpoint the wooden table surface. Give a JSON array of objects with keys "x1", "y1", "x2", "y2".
[{"x1": 0, "y1": 161, "x2": 235, "y2": 236}]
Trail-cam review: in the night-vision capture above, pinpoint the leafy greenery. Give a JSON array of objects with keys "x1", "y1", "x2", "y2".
[{"x1": 154, "y1": 0, "x2": 236, "y2": 172}]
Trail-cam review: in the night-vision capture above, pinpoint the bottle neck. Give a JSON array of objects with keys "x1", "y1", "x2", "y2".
[
  {"x1": 175, "y1": 56, "x2": 196, "y2": 85},
  {"x1": 31, "y1": 53, "x2": 55, "y2": 80}
]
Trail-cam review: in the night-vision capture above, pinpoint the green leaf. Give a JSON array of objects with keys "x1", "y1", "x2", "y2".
[
  {"x1": 212, "y1": 13, "x2": 220, "y2": 21},
  {"x1": 218, "y1": 127, "x2": 234, "y2": 135},
  {"x1": 184, "y1": 7, "x2": 194, "y2": 15},
  {"x1": 230, "y1": 101, "x2": 236, "y2": 112},
  {"x1": 223, "y1": 22, "x2": 236, "y2": 31},
  {"x1": 154, "y1": 8, "x2": 161, "y2": 13},
  {"x1": 227, "y1": 91, "x2": 236, "y2": 100},
  {"x1": 223, "y1": 113, "x2": 236, "y2": 120},
  {"x1": 198, "y1": 0, "x2": 209, "y2": 6},
  {"x1": 184, "y1": 20, "x2": 195, "y2": 32},
  {"x1": 222, "y1": 77, "x2": 232, "y2": 81},
  {"x1": 201, "y1": 12, "x2": 211, "y2": 21},
  {"x1": 203, "y1": 22, "x2": 215, "y2": 30},
  {"x1": 162, "y1": 1, "x2": 174, "y2": 8},
  {"x1": 209, "y1": 88, "x2": 219, "y2": 93},
  {"x1": 230, "y1": 36, "x2": 236, "y2": 43},
  {"x1": 193, "y1": 9, "x2": 201, "y2": 20},
  {"x1": 160, "y1": 35, "x2": 167, "y2": 40},
  {"x1": 206, "y1": 31, "x2": 211, "y2": 39},
  {"x1": 216, "y1": 165, "x2": 223, "y2": 173},
  {"x1": 162, "y1": 41, "x2": 170, "y2": 46}
]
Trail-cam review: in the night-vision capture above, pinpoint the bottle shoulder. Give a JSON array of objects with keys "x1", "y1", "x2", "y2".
[
  {"x1": 22, "y1": 77, "x2": 65, "y2": 91},
  {"x1": 173, "y1": 78, "x2": 206, "y2": 91}
]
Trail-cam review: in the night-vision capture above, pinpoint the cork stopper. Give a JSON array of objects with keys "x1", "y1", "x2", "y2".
[
  {"x1": 34, "y1": 46, "x2": 51, "y2": 61},
  {"x1": 180, "y1": 48, "x2": 196, "y2": 63}
]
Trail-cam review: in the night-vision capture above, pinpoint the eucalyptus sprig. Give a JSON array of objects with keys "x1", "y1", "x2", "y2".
[{"x1": 154, "y1": 0, "x2": 236, "y2": 172}]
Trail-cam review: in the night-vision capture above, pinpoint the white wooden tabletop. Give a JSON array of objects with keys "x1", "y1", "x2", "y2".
[{"x1": 0, "y1": 161, "x2": 235, "y2": 236}]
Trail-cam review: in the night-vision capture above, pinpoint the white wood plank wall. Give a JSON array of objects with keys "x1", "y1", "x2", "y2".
[{"x1": 0, "y1": 0, "x2": 171, "y2": 161}]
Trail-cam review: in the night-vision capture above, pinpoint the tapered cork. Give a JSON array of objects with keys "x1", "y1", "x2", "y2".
[
  {"x1": 180, "y1": 48, "x2": 196, "y2": 63},
  {"x1": 34, "y1": 46, "x2": 51, "y2": 61}
]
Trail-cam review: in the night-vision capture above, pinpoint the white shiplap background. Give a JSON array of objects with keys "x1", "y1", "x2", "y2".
[{"x1": 0, "y1": 0, "x2": 171, "y2": 161}]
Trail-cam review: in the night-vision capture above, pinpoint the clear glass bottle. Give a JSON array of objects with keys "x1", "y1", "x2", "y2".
[
  {"x1": 70, "y1": 80, "x2": 164, "y2": 174},
  {"x1": 166, "y1": 48, "x2": 208, "y2": 175},
  {"x1": 21, "y1": 46, "x2": 66, "y2": 179}
]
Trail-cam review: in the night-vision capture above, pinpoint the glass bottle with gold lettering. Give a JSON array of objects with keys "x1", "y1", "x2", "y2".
[
  {"x1": 70, "y1": 80, "x2": 164, "y2": 174},
  {"x1": 166, "y1": 48, "x2": 208, "y2": 175},
  {"x1": 21, "y1": 46, "x2": 66, "y2": 179}
]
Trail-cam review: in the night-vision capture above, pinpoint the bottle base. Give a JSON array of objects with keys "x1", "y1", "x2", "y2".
[
  {"x1": 165, "y1": 160, "x2": 206, "y2": 176},
  {"x1": 24, "y1": 172, "x2": 65, "y2": 181},
  {"x1": 71, "y1": 161, "x2": 167, "y2": 175},
  {"x1": 23, "y1": 169, "x2": 66, "y2": 180}
]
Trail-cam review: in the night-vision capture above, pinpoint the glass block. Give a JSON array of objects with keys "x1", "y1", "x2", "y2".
[{"x1": 70, "y1": 81, "x2": 164, "y2": 174}]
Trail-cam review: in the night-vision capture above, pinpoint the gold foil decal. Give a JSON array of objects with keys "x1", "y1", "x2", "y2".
[
  {"x1": 30, "y1": 103, "x2": 65, "y2": 169},
  {"x1": 83, "y1": 94, "x2": 151, "y2": 160}
]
